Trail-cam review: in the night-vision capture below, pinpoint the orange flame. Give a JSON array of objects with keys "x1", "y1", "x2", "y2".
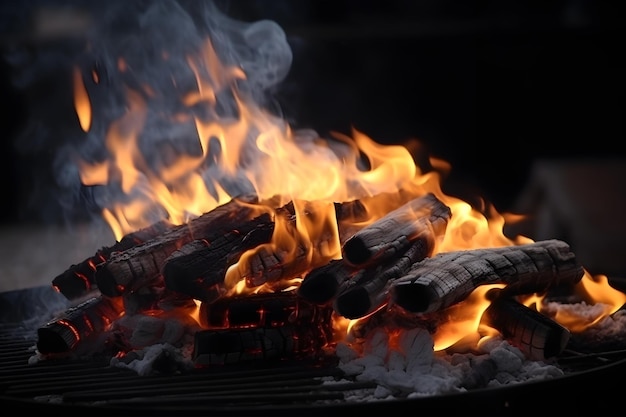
[
  {"x1": 73, "y1": 66, "x2": 91, "y2": 132},
  {"x1": 72, "y1": 28, "x2": 626, "y2": 349}
]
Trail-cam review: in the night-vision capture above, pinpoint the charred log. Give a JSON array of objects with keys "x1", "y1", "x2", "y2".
[
  {"x1": 121, "y1": 283, "x2": 197, "y2": 316},
  {"x1": 37, "y1": 296, "x2": 124, "y2": 355},
  {"x1": 391, "y1": 239, "x2": 584, "y2": 314},
  {"x1": 480, "y1": 289, "x2": 570, "y2": 361},
  {"x1": 162, "y1": 212, "x2": 275, "y2": 302},
  {"x1": 94, "y1": 195, "x2": 262, "y2": 297},
  {"x1": 51, "y1": 220, "x2": 172, "y2": 300},
  {"x1": 299, "y1": 193, "x2": 450, "y2": 308},
  {"x1": 193, "y1": 323, "x2": 334, "y2": 366},
  {"x1": 199, "y1": 291, "x2": 333, "y2": 330},
  {"x1": 334, "y1": 238, "x2": 435, "y2": 319},
  {"x1": 341, "y1": 193, "x2": 451, "y2": 267},
  {"x1": 297, "y1": 260, "x2": 358, "y2": 305}
]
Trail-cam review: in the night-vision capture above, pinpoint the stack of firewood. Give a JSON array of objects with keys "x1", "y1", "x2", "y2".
[{"x1": 37, "y1": 191, "x2": 584, "y2": 364}]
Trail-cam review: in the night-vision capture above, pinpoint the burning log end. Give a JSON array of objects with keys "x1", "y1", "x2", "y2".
[
  {"x1": 481, "y1": 289, "x2": 570, "y2": 361},
  {"x1": 341, "y1": 192, "x2": 451, "y2": 267},
  {"x1": 389, "y1": 279, "x2": 434, "y2": 314},
  {"x1": 334, "y1": 287, "x2": 372, "y2": 319},
  {"x1": 297, "y1": 259, "x2": 354, "y2": 305},
  {"x1": 95, "y1": 263, "x2": 126, "y2": 297},
  {"x1": 37, "y1": 296, "x2": 124, "y2": 355}
]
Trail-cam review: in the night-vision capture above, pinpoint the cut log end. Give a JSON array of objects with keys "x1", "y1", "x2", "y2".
[
  {"x1": 297, "y1": 272, "x2": 341, "y2": 305},
  {"x1": 390, "y1": 280, "x2": 433, "y2": 313},
  {"x1": 334, "y1": 287, "x2": 372, "y2": 319},
  {"x1": 95, "y1": 266, "x2": 124, "y2": 297},
  {"x1": 342, "y1": 238, "x2": 371, "y2": 266}
]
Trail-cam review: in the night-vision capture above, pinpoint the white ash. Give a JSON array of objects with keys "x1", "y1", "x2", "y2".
[
  {"x1": 111, "y1": 343, "x2": 195, "y2": 376},
  {"x1": 542, "y1": 300, "x2": 626, "y2": 347},
  {"x1": 325, "y1": 327, "x2": 564, "y2": 402}
]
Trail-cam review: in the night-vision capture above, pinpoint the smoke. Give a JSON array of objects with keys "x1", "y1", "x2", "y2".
[{"x1": 3, "y1": 0, "x2": 294, "y2": 225}]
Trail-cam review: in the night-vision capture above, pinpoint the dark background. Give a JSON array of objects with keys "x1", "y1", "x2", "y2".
[{"x1": 0, "y1": 0, "x2": 624, "y2": 226}]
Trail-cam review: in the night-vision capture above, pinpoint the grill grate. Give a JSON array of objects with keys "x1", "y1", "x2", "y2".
[{"x1": 2, "y1": 286, "x2": 626, "y2": 416}]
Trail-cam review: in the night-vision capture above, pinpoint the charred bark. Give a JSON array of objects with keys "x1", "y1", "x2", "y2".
[
  {"x1": 94, "y1": 195, "x2": 262, "y2": 297},
  {"x1": 51, "y1": 220, "x2": 172, "y2": 300},
  {"x1": 199, "y1": 291, "x2": 333, "y2": 330},
  {"x1": 480, "y1": 289, "x2": 570, "y2": 361},
  {"x1": 193, "y1": 323, "x2": 334, "y2": 366},
  {"x1": 37, "y1": 296, "x2": 124, "y2": 355},
  {"x1": 341, "y1": 193, "x2": 451, "y2": 267},
  {"x1": 391, "y1": 239, "x2": 584, "y2": 314},
  {"x1": 162, "y1": 212, "x2": 275, "y2": 302}
]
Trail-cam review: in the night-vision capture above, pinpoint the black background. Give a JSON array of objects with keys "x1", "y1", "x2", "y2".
[{"x1": 0, "y1": 0, "x2": 624, "y2": 225}]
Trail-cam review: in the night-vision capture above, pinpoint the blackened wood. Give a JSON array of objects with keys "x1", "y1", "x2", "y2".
[
  {"x1": 480, "y1": 289, "x2": 570, "y2": 361},
  {"x1": 121, "y1": 284, "x2": 197, "y2": 316},
  {"x1": 199, "y1": 291, "x2": 333, "y2": 329},
  {"x1": 36, "y1": 296, "x2": 124, "y2": 354},
  {"x1": 51, "y1": 220, "x2": 172, "y2": 300},
  {"x1": 334, "y1": 238, "x2": 435, "y2": 319},
  {"x1": 94, "y1": 195, "x2": 261, "y2": 297},
  {"x1": 297, "y1": 260, "x2": 358, "y2": 305},
  {"x1": 341, "y1": 193, "x2": 451, "y2": 267},
  {"x1": 193, "y1": 322, "x2": 334, "y2": 366},
  {"x1": 391, "y1": 239, "x2": 584, "y2": 314},
  {"x1": 162, "y1": 212, "x2": 275, "y2": 302}
]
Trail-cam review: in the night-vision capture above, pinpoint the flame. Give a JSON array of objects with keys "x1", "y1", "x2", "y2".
[
  {"x1": 537, "y1": 271, "x2": 626, "y2": 333},
  {"x1": 432, "y1": 284, "x2": 505, "y2": 351},
  {"x1": 72, "y1": 27, "x2": 626, "y2": 352},
  {"x1": 73, "y1": 66, "x2": 91, "y2": 132}
]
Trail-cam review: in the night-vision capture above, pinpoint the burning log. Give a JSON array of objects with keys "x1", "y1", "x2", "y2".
[
  {"x1": 391, "y1": 239, "x2": 585, "y2": 315},
  {"x1": 37, "y1": 296, "x2": 124, "y2": 355},
  {"x1": 193, "y1": 323, "x2": 334, "y2": 366},
  {"x1": 162, "y1": 212, "x2": 276, "y2": 302},
  {"x1": 94, "y1": 194, "x2": 262, "y2": 297},
  {"x1": 162, "y1": 197, "x2": 373, "y2": 301},
  {"x1": 199, "y1": 291, "x2": 332, "y2": 330},
  {"x1": 480, "y1": 289, "x2": 571, "y2": 361},
  {"x1": 297, "y1": 260, "x2": 359, "y2": 305},
  {"x1": 333, "y1": 239, "x2": 435, "y2": 319},
  {"x1": 51, "y1": 220, "x2": 173, "y2": 300},
  {"x1": 225, "y1": 200, "x2": 358, "y2": 290},
  {"x1": 298, "y1": 193, "x2": 450, "y2": 314},
  {"x1": 341, "y1": 192, "x2": 451, "y2": 267}
]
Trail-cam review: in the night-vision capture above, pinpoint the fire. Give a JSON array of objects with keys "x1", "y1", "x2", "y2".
[{"x1": 71, "y1": 17, "x2": 624, "y2": 357}]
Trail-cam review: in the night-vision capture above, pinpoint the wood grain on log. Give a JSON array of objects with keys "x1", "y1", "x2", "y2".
[
  {"x1": 95, "y1": 194, "x2": 262, "y2": 297},
  {"x1": 162, "y1": 212, "x2": 275, "y2": 302},
  {"x1": 37, "y1": 296, "x2": 124, "y2": 354},
  {"x1": 298, "y1": 193, "x2": 450, "y2": 310},
  {"x1": 391, "y1": 239, "x2": 584, "y2": 315},
  {"x1": 480, "y1": 289, "x2": 570, "y2": 360},
  {"x1": 199, "y1": 291, "x2": 332, "y2": 330},
  {"x1": 51, "y1": 219, "x2": 172, "y2": 300},
  {"x1": 341, "y1": 193, "x2": 451, "y2": 267}
]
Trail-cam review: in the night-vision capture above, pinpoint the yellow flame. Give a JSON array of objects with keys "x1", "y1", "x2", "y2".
[
  {"x1": 432, "y1": 284, "x2": 505, "y2": 351},
  {"x1": 73, "y1": 66, "x2": 91, "y2": 132}
]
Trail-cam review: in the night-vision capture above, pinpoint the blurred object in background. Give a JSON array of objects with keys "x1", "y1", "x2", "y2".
[{"x1": 508, "y1": 158, "x2": 626, "y2": 278}]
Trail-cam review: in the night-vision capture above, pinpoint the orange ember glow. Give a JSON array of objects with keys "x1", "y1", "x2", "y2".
[{"x1": 73, "y1": 30, "x2": 625, "y2": 353}]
